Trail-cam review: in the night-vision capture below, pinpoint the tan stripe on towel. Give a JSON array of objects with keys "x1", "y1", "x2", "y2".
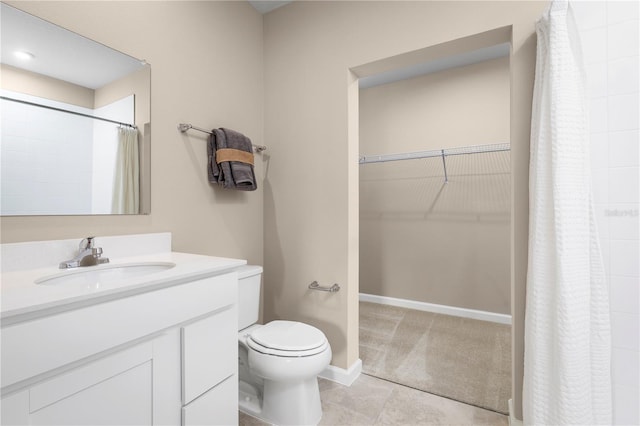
[{"x1": 215, "y1": 148, "x2": 254, "y2": 166}]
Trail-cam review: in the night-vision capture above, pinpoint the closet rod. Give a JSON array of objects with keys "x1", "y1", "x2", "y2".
[
  {"x1": 359, "y1": 143, "x2": 509, "y2": 164},
  {"x1": 178, "y1": 123, "x2": 267, "y2": 152},
  {"x1": 1, "y1": 96, "x2": 137, "y2": 129}
]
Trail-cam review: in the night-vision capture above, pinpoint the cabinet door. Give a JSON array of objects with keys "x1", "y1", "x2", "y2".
[
  {"x1": 29, "y1": 342, "x2": 153, "y2": 426},
  {"x1": 181, "y1": 306, "x2": 237, "y2": 404},
  {"x1": 30, "y1": 361, "x2": 152, "y2": 426},
  {"x1": 1, "y1": 391, "x2": 29, "y2": 425},
  {"x1": 182, "y1": 375, "x2": 237, "y2": 426}
]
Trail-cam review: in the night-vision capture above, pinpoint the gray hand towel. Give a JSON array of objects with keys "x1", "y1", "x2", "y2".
[
  {"x1": 208, "y1": 131, "x2": 222, "y2": 184},
  {"x1": 208, "y1": 128, "x2": 257, "y2": 191}
]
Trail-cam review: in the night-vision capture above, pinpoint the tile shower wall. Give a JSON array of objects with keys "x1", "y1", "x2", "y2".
[
  {"x1": 573, "y1": 1, "x2": 639, "y2": 424},
  {"x1": 1, "y1": 92, "x2": 94, "y2": 215},
  {"x1": 1, "y1": 92, "x2": 132, "y2": 215}
]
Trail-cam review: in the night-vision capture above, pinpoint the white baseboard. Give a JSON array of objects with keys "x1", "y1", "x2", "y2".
[
  {"x1": 359, "y1": 293, "x2": 512, "y2": 325},
  {"x1": 508, "y1": 399, "x2": 523, "y2": 426},
  {"x1": 319, "y1": 358, "x2": 362, "y2": 386}
]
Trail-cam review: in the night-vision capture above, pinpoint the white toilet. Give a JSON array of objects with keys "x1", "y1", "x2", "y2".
[{"x1": 237, "y1": 265, "x2": 332, "y2": 426}]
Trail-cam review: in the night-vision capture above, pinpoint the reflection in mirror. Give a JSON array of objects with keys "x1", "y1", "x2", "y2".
[{"x1": 0, "y1": 3, "x2": 151, "y2": 215}]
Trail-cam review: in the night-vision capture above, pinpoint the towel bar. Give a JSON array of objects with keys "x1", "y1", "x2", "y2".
[
  {"x1": 178, "y1": 123, "x2": 267, "y2": 152},
  {"x1": 308, "y1": 281, "x2": 340, "y2": 293}
]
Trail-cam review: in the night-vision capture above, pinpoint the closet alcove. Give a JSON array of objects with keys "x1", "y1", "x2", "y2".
[{"x1": 352, "y1": 27, "x2": 513, "y2": 414}]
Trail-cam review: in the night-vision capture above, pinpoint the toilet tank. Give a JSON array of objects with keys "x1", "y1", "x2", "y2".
[{"x1": 237, "y1": 265, "x2": 263, "y2": 330}]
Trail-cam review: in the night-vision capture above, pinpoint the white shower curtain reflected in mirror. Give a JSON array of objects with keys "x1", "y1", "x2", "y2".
[{"x1": 112, "y1": 127, "x2": 140, "y2": 214}]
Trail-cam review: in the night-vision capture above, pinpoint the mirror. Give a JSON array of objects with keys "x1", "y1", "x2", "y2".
[{"x1": 0, "y1": 3, "x2": 151, "y2": 215}]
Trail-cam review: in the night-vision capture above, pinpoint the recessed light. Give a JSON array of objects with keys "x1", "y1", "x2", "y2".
[{"x1": 14, "y1": 51, "x2": 35, "y2": 61}]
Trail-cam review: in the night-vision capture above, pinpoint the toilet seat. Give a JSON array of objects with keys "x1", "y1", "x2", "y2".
[
  {"x1": 247, "y1": 320, "x2": 328, "y2": 357},
  {"x1": 248, "y1": 339, "x2": 329, "y2": 357}
]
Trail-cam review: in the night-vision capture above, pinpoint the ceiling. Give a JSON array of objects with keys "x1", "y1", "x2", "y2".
[
  {"x1": 0, "y1": 3, "x2": 145, "y2": 90},
  {"x1": 248, "y1": 1, "x2": 292, "y2": 14}
]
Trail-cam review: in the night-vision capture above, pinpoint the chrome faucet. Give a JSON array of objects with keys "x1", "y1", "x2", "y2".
[{"x1": 59, "y1": 237, "x2": 110, "y2": 269}]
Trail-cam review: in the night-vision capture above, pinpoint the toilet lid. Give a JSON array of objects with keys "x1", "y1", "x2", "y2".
[
  {"x1": 248, "y1": 320, "x2": 327, "y2": 352},
  {"x1": 247, "y1": 337, "x2": 329, "y2": 357}
]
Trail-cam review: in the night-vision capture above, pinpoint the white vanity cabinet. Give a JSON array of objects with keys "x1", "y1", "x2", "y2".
[{"x1": 1, "y1": 271, "x2": 239, "y2": 426}]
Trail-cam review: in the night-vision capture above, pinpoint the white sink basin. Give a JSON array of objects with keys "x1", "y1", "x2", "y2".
[{"x1": 36, "y1": 262, "x2": 176, "y2": 288}]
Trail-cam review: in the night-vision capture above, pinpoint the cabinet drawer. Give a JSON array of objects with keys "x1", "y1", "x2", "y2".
[
  {"x1": 181, "y1": 306, "x2": 237, "y2": 405},
  {"x1": 182, "y1": 375, "x2": 237, "y2": 426}
]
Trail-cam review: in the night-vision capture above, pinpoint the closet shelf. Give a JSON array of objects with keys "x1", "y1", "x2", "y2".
[
  {"x1": 359, "y1": 143, "x2": 509, "y2": 164},
  {"x1": 359, "y1": 143, "x2": 510, "y2": 183}
]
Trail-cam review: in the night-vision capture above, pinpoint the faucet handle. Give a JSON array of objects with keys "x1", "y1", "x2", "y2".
[{"x1": 79, "y1": 236, "x2": 95, "y2": 250}]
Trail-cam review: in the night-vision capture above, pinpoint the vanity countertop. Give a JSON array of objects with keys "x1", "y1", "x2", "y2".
[{"x1": 1, "y1": 249, "x2": 245, "y2": 323}]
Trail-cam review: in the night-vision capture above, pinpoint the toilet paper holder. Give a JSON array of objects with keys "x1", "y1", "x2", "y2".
[{"x1": 308, "y1": 281, "x2": 340, "y2": 293}]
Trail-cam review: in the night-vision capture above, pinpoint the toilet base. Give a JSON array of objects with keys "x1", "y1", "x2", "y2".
[
  {"x1": 238, "y1": 377, "x2": 323, "y2": 426},
  {"x1": 238, "y1": 381, "x2": 262, "y2": 417}
]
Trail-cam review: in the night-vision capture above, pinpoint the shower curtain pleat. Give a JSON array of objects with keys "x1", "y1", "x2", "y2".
[
  {"x1": 523, "y1": 1, "x2": 612, "y2": 424},
  {"x1": 112, "y1": 127, "x2": 140, "y2": 214}
]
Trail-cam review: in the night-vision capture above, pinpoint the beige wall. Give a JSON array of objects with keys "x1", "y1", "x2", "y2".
[
  {"x1": 360, "y1": 57, "x2": 510, "y2": 151},
  {"x1": 263, "y1": 1, "x2": 547, "y2": 419},
  {"x1": 1, "y1": 64, "x2": 95, "y2": 108},
  {"x1": 359, "y1": 57, "x2": 511, "y2": 314},
  {"x1": 1, "y1": 2, "x2": 265, "y2": 268}
]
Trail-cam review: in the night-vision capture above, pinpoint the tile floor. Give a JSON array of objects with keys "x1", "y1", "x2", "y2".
[{"x1": 239, "y1": 374, "x2": 508, "y2": 426}]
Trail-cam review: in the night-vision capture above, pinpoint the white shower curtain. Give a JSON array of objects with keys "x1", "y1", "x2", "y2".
[
  {"x1": 523, "y1": 1, "x2": 611, "y2": 424},
  {"x1": 112, "y1": 126, "x2": 140, "y2": 214}
]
